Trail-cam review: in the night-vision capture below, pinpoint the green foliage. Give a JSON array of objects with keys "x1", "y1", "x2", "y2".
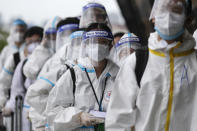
[{"x1": 0, "y1": 29, "x2": 8, "y2": 52}]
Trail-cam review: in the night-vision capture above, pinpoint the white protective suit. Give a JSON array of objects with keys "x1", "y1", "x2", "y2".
[
  {"x1": 5, "y1": 59, "x2": 33, "y2": 131},
  {"x1": 0, "y1": 19, "x2": 26, "y2": 71},
  {"x1": 0, "y1": 51, "x2": 25, "y2": 109},
  {"x1": 26, "y1": 58, "x2": 73, "y2": 130},
  {"x1": 26, "y1": 30, "x2": 83, "y2": 130},
  {"x1": 105, "y1": 31, "x2": 197, "y2": 131},
  {"x1": 23, "y1": 16, "x2": 61, "y2": 80},
  {"x1": 0, "y1": 45, "x2": 23, "y2": 72},
  {"x1": 45, "y1": 57, "x2": 119, "y2": 131}
]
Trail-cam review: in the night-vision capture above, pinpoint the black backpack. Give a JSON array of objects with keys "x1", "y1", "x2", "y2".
[{"x1": 135, "y1": 48, "x2": 149, "y2": 87}]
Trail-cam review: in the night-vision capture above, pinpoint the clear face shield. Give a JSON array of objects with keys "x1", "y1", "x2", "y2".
[
  {"x1": 79, "y1": 3, "x2": 112, "y2": 29},
  {"x1": 115, "y1": 34, "x2": 141, "y2": 64},
  {"x1": 154, "y1": 0, "x2": 186, "y2": 40},
  {"x1": 44, "y1": 27, "x2": 57, "y2": 53},
  {"x1": 66, "y1": 31, "x2": 84, "y2": 63},
  {"x1": 56, "y1": 24, "x2": 79, "y2": 51},
  {"x1": 82, "y1": 30, "x2": 113, "y2": 67}
]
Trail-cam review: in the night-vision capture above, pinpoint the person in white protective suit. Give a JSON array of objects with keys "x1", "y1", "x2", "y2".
[
  {"x1": 0, "y1": 26, "x2": 43, "y2": 131},
  {"x1": 193, "y1": 29, "x2": 197, "y2": 49},
  {"x1": 25, "y1": 26, "x2": 82, "y2": 131},
  {"x1": 114, "y1": 33, "x2": 141, "y2": 67},
  {"x1": 0, "y1": 26, "x2": 43, "y2": 111},
  {"x1": 45, "y1": 23, "x2": 119, "y2": 131},
  {"x1": 105, "y1": 0, "x2": 197, "y2": 131},
  {"x1": 23, "y1": 16, "x2": 61, "y2": 80},
  {"x1": 28, "y1": 17, "x2": 80, "y2": 78},
  {"x1": 3, "y1": 27, "x2": 43, "y2": 131},
  {"x1": 0, "y1": 19, "x2": 27, "y2": 71},
  {"x1": 44, "y1": 30, "x2": 85, "y2": 131},
  {"x1": 107, "y1": 32, "x2": 124, "y2": 66},
  {"x1": 26, "y1": 3, "x2": 112, "y2": 130}
]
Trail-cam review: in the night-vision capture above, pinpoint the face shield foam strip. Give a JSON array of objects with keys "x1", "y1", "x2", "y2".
[
  {"x1": 57, "y1": 24, "x2": 79, "y2": 33},
  {"x1": 70, "y1": 31, "x2": 84, "y2": 39},
  {"x1": 83, "y1": 31, "x2": 113, "y2": 41},
  {"x1": 45, "y1": 28, "x2": 57, "y2": 35},
  {"x1": 115, "y1": 37, "x2": 141, "y2": 48},
  {"x1": 83, "y1": 3, "x2": 105, "y2": 11}
]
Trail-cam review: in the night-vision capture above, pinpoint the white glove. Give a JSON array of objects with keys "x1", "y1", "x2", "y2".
[
  {"x1": 2, "y1": 107, "x2": 13, "y2": 117},
  {"x1": 35, "y1": 127, "x2": 45, "y2": 131},
  {"x1": 80, "y1": 112, "x2": 104, "y2": 127}
]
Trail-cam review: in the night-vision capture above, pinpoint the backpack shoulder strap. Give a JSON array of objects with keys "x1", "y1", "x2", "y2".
[
  {"x1": 57, "y1": 64, "x2": 71, "y2": 80},
  {"x1": 21, "y1": 59, "x2": 28, "y2": 83},
  {"x1": 13, "y1": 52, "x2": 20, "y2": 69},
  {"x1": 69, "y1": 67, "x2": 76, "y2": 94},
  {"x1": 69, "y1": 67, "x2": 76, "y2": 106},
  {"x1": 135, "y1": 48, "x2": 149, "y2": 87}
]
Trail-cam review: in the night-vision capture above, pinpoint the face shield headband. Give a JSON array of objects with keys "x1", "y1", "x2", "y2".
[
  {"x1": 82, "y1": 31, "x2": 113, "y2": 41},
  {"x1": 57, "y1": 24, "x2": 79, "y2": 33},
  {"x1": 83, "y1": 3, "x2": 106, "y2": 12},
  {"x1": 45, "y1": 27, "x2": 57, "y2": 35},
  {"x1": 115, "y1": 36, "x2": 140, "y2": 48}
]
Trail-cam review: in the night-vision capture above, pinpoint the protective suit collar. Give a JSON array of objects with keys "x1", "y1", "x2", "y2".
[
  {"x1": 77, "y1": 57, "x2": 118, "y2": 77},
  {"x1": 148, "y1": 30, "x2": 195, "y2": 55}
]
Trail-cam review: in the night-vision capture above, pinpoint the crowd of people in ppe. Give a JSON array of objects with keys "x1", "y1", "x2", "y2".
[{"x1": 0, "y1": 0, "x2": 197, "y2": 131}]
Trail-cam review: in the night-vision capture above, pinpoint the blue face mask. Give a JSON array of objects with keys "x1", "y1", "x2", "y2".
[{"x1": 154, "y1": 0, "x2": 186, "y2": 40}]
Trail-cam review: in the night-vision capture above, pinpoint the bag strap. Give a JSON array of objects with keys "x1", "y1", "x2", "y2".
[
  {"x1": 135, "y1": 48, "x2": 149, "y2": 87},
  {"x1": 13, "y1": 52, "x2": 20, "y2": 70},
  {"x1": 21, "y1": 59, "x2": 28, "y2": 92},
  {"x1": 69, "y1": 68, "x2": 76, "y2": 105}
]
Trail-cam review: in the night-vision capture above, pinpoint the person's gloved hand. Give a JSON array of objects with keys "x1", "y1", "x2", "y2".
[
  {"x1": 35, "y1": 127, "x2": 45, "y2": 131},
  {"x1": 80, "y1": 112, "x2": 104, "y2": 127},
  {"x1": 2, "y1": 107, "x2": 13, "y2": 117}
]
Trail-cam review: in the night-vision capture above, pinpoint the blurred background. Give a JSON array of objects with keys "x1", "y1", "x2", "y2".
[{"x1": 0, "y1": 0, "x2": 197, "y2": 50}]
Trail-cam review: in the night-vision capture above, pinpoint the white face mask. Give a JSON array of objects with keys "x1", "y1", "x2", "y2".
[
  {"x1": 155, "y1": 11, "x2": 185, "y2": 40},
  {"x1": 87, "y1": 44, "x2": 109, "y2": 62},
  {"x1": 13, "y1": 32, "x2": 24, "y2": 43},
  {"x1": 27, "y1": 42, "x2": 39, "y2": 55}
]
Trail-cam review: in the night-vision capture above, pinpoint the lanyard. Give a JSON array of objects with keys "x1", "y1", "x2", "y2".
[{"x1": 84, "y1": 68, "x2": 109, "y2": 111}]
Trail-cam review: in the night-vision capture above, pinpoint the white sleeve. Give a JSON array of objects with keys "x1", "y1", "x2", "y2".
[
  {"x1": 23, "y1": 45, "x2": 52, "y2": 80},
  {"x1": 45, "y1": 70, "x2": 83, "y2": 131},
  {"x1": 37, "y1": 57, "x2": 52, "y2": 78},
  {"x1": 26, "y1": 69, "x2": 57, "y2": 113},
  {"x1": 0, "y1": 55, "x2": 15, "y2": 109},
  {"x1": 105, "y1": 54, "x2": 139, "y2": 131},
  {"x1": 0, "y1": 46, "x2": 9, "y2": 72},
  {"x1": 28, "y1": 107, "x2": 46, "y2": 130},
  {"x1": 25, "y1": 68, "x2": 59, "y2": 128}
]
